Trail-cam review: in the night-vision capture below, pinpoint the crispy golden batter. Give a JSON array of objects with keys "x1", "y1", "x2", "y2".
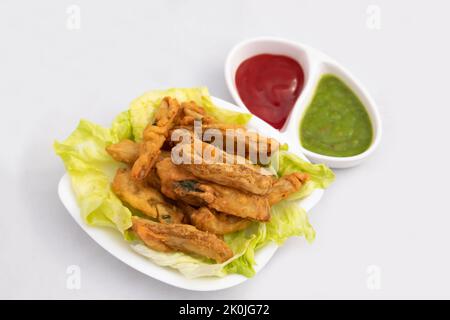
[
  {"x1": 172, "y1": 180, "x2": 217, "y2": 207},
  {"x1": 146, "y1": 167, "x2": 161, "y2": 190},
  {"x1": 106, "y1": 139, "x2": 140, "y2": 164},
  {"x1": 131, "y1": 217, "x2": 172, "y2": 252},
  {"x1": 268, "y1": 172, "x2": 309, "y2": 205},
  {"x1": 143, "y1": 97, "x2": 181, "y2": 139},
  {"x1": 178, "y1": 101, "x2": 216, "y2": 126},
  {"x1": 169, "y1": 124, "x2": 279, "y2": 165},
  {"x1": 155, "y1": 203, "x2": 185, "y2": 224},
  {"x1": 156, "y1": 158, "x2": 270, "y2": 221},
  {"x1": 113, "y1": 168, "x2": 164, "y2": 218},
  {"x1": 179, "y1": 138, "x2": 255, "y2": 165},
  {"x1": 179, "y1": 142, "x2": 275, "y2": 195},
  {"x1": 131, "y1": 97, "x2": 181, "y2": 180},
  {"x1": 106, "y1": 141, "x2": 171, "y2": 169},
  {"x1": 182, "y1": 205, "x2": 251, "y2": 235},
  {"x1": 131, "y1": 136, "x2": 165, "y2": 180},
  {"x1": 156, "y1": 158, "x2": 216, "y2": 207},
  {"x1": 201, "y1": 125, "x2": 280, "y2": 164},
  {"x1": 156, "y1": 158, "x2": 200, "y2": 200},
  {"x1": 112, "y1": 168, "x2": 183, "y2": 223},
  {"x1": 205, "y1": 183, "x2": 270, "y2": 221},
  {"x1": 144, "y1": 151, "x2": 172, "y2": 190},
  {"x1": 131, "y1": 216, "x2": 233, "y2": 263}
]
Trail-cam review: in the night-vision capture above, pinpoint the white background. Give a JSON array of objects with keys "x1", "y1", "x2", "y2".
[{"x1": 1, "y1": 0, "x2": 449, "y2": 299}]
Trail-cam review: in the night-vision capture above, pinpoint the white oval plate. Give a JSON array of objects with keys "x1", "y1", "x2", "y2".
[{"x1": 57, "y1": 96, "x2": 324, "y2": 291}]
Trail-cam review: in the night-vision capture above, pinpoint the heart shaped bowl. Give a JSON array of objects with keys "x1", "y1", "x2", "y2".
[{"x1": 225, "y1": 37, "x2": 382, "y2": 168}]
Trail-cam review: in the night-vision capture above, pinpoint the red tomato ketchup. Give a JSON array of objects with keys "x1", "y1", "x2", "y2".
[{"x1": 235, "y1": 54, "x2": 304, "y2": 129}]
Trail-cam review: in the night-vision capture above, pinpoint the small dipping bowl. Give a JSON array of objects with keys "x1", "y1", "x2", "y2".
[{"x1": 225, "y1": 37, "x2": 382, "y2": 168}]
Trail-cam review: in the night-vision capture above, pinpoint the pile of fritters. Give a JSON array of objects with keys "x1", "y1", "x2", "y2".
[{"x1": 106, "y1": 97, "x2": 309, "y2": 263}]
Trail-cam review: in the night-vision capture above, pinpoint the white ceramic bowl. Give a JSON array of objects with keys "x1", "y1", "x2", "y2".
[
  {"x1": 225, "y1": 37, "x2": 382, "y2": 168},
  {"x1": 58, "y1": 96, "x2": 325, "y2": 291}
]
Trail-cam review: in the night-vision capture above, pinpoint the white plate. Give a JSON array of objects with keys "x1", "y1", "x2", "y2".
[{"x1": 57, "y1": 96, "x2": 324, "y2": 291}]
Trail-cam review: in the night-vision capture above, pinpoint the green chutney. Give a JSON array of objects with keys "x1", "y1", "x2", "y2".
[{"x1": 300, "y1": 75, "x2": 373, "y2": 157}]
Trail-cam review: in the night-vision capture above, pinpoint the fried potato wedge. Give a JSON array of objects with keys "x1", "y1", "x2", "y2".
[
  {"x1": 112, "y1": 168, "x2": 183, "y2": 223},
  {"x1": 200, "y1": 124, "x2": 280, "y2": 164},
  {"x1": 179, "y1": 142, "x2": 275, "y2": 195},
  {"x1": 268, "y1": 172, "x2": 309, "y2": 205},
  {"x1": 181, "y1": 205, "x2": 251, "y2": 235},
  {"x1": 143, "y1": 97, "x2": 181, "y2": 139},
  {"x1": 131, "y1": 216, "x2": 233, "y2": 263},
  {"x1": 106, "y1": 139, "x2": 140, "y2": 165},
  {"x1": 131, "y1": 97, "x2": 181, "y2": 181},
  {"x1": 131, "y1": 134, "x2": 165, "y2": 180},
  {"x1": 156, "y1": 158, "x2": 270, "y2": 221},
  {"x1": 178, "y1": 101, "x2": 216, "y2": 126}
]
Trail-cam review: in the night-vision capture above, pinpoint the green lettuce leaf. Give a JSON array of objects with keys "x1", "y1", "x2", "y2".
[
  {"x1": 54, "y1": 112, "x2": 133, "y2": 233},
  {"x1": 270, "y1": 150, "x2": 335, "y2": 200},
  {"x1": 224, "y1": 202, "x2": 315, "y2": 277},
  {"x1": 130, "y1": 243, "x2": 228, "y2": 278},
  {"x1": 129, "y1": 87, "x2": 251, "y2": 141},
  {"x1": 129, "y1": 238, "x2": 255, "y2": 279},
  {"x1": 224, "y1": 151, "x2": 333, "y2": 277},
  {"x1": 201, "y1": 95, "x2": 252, "y2": 125},
  {"x1": 266, "y1": 202, "x2": 316, "y2": 244},
  {"x1": 223, "y1": 223, "x2": 265, "y2": 277}
]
